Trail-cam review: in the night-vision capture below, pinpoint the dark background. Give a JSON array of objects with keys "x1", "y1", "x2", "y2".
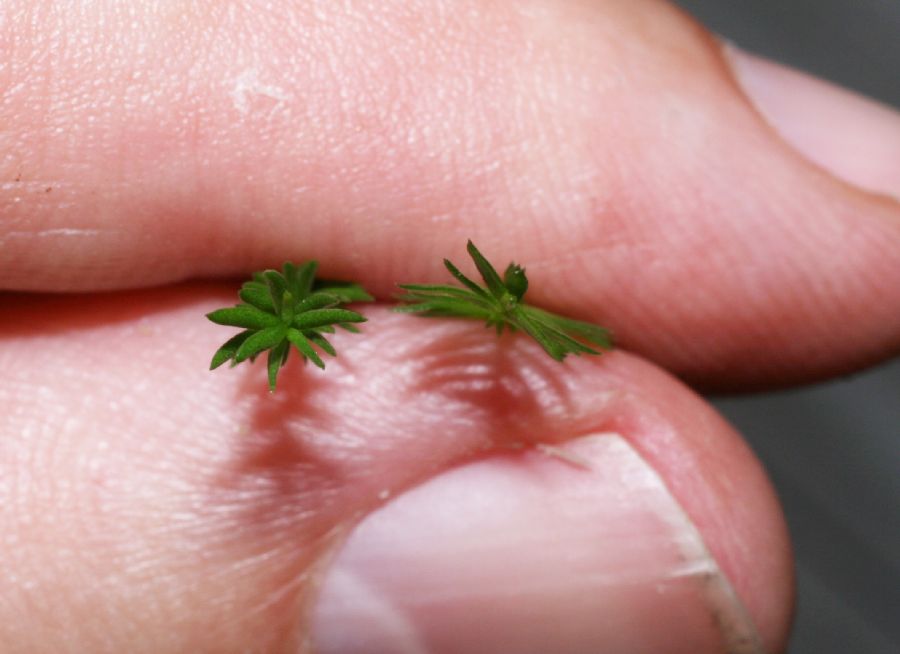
[{"x1": 670, "y1": 1, "x2": 900, "y2": 653}]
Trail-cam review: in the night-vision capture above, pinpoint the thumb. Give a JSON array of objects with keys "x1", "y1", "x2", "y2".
[{"x1": 0, "y1": 291, "x2": 791, "y2": 653}]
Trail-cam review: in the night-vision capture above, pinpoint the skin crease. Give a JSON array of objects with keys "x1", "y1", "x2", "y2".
[{"x1": 0, "y1": 0, "x2": 897, "y2": 651}]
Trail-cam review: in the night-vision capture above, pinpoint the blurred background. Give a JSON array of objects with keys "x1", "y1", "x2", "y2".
[{"x1": 670, "y1": 1, "x2": 900, "y2": 653}]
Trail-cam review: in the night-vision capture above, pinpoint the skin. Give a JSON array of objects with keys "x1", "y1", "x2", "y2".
[{"x1": 0, "y1": 1, "x2": 898, "y2": 652}]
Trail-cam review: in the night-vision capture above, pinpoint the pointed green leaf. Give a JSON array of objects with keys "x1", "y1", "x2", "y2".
[
  {"x1": 397, "y1": 285, "x2": 495, "y2": 307},
  {"x1": 336, "y1": 322, "x2": 360, "y2": 333},
  {"x1": 466, "y1": 241, "x2": 506, "y2": 299},
  {"x1": 315, "y1": 281, "x2": 374, "y2": 303},
  {"x1": 296, "y1": 261, "x2": 318, "y2": 297},
  {"x1": 393, "y1": 299, "x2": 495, "y2": 321},
  {"x1": 239, "y1": 281, "x2": 275, "y2": 312},
  {"x1": 264, "y1": 270, "x2": 287, "y2": 314},
  {"x1": 234, "y1": 326, "x2": 287, "y2": 363},
  {"x1": 267, "y1": 340, "x2": 289, "y2": 391},
  {"x1": 514, "y1": 308, "x2": 603, "y2": 358},
  {"x1": 281, "y1": 290, "x2": 296, "y2": 322},
  {"x1": 282, "y1": 262, "x2": 300, "y2": 298},
  {"x1": 206, "y1": 306, "x2": 280, "y2": 329},
  {"x1": 531, "y1": 319, "x2": 601, "y2": 355},
  {"x1": 293, "y1": 308, "x2": 366, "y2": 330},
  {"x1": 210, "y1": 330, "x2": 253, "y2": 369},
  {"x1": 398, "y1": 283, "x2": 482, "y2": 297},
  {"x1": 308, "y1": 332, "x2": 337, "y2": 356},
  {"x1": 287, "y1": 328, "x2": 325, "y2": 368},
  {"x1": 514, "y1": 312, "x2": 568, "y2": 361},
  {"x1": 521, "y1": 306, "x2": 612, "y2": 349},
  {"x1": 297, "y1": 292, "x2": 341, "y2": 312},
  {"x1": 397, "y1": 286, "x2": 492, "y2": 312},
  {"x1": 443, "y1": 258, "x2": 490, "y2": 298}
]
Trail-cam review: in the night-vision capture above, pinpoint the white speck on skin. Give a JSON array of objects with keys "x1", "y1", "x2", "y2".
[
  {"x1": 230, "y1": 69, "x2": 291, "y2": 115},
  {"x1": 0, "y1": 228, "x2": 106, "y2": 247},
  {"x1": 10, "y1": 228, "x2": 103, "y2": 238}
]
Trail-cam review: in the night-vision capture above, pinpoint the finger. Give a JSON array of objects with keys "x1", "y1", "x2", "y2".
[
  {"x1": 2, "y1": 1, "x2": 897, "y2": 388},
  {"x1": 0, "y1": 288, "x2": 791, "y2": 653}
]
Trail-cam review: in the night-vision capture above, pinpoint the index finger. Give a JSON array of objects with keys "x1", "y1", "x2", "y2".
[{"x1": 2, "y1": 1, "x2": 898, "y2": 389}]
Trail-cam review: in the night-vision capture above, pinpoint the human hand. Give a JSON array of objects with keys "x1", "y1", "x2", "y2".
[{"x1": 2, "y1": 1, "x2": 898, "y2": 652}]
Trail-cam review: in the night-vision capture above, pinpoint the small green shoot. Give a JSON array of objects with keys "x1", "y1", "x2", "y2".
[
  {"x1": 207, "y1": 262, "x2": 372, "y2": 391},
  {"x1": 396, "y1": 241, "x2": 612, "y2": 361}
]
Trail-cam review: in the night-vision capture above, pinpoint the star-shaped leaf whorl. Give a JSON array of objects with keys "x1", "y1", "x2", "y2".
[{"x1": 207, "y1": 261, "x2": 372, "y2": 391}]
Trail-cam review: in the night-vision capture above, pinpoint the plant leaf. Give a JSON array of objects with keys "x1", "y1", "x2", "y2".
[
  {"x1": 443, "y1": 258, "x2": 491, "y2": 298},
  {"x1": 238, "y1": 281, "x2": 275, "y2": 312},
  {"x1": 315, "y1": 281, "x2": 374, "y2": 303},
  {"x1": 394, "y1": 298, "x2": 495, "y2": 321},
  {"x1": 466, "y1": 240, "x2": 506, "y2": 299},
  {"x1": 514, "y1": 308, "x2": 605, "y2": 359},
  {"x1": 521, "y1": 306, "x2": 612, "y2": 349},
  {"x1": 210, "y1": 330, "x2": 253, "y2": 369},
  {"x1": 267, "y1": 340, "x2": 289, "y2": 391},
  {"x1": 298, "y1": 291, "x2": 342, "y2": 312},
  {"x1": 264, "y1": 270, "x2": 287, "y2": 314},
  {"x1": 528, "y1": 317, "x2": 600, "y2": 355},
  {"x1": 281, "y1": 262, "x2": 300, "y2": 298},
  {"x1": 287, "y1": 328, "x2": 325, "y2": 368},
  {"x1": 281, "y1": 290, "x2": 296, "y2": 322},
  {"x1": 294, "y1": 308, "x2": 366, "y2": 330},
  {"x1": 397, "y1": 284, "x2": 495, "y2": 308},
  {"x1": 308, "y1": 332, "x2": 337, "y2": 356},
  {"x1": 514, "y1": 312, "x2": 569, "y2": 361},
  {"x1": 295, "y1": 261, "x2": 318, "y2": 297},
  {"x1": 398, "y1": 283, "x2": 483, "y2": 296},
  {"x1": 234, "y1": 326, "x2": 287, "y2": 363},
  {"x1": 207, "y1": 306, "x2": 280, "y2": 329}
]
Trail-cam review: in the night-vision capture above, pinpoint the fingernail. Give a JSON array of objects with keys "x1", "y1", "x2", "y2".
[
  {"x1": 310, "y1": 434, "x2": 764, "y2": 653},
  {"x1": 724, "y1": 45, "x2": 900, "y2": 200}
]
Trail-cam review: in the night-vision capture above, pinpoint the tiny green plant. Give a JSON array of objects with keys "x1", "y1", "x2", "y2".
[
  {"x1": 207, "y1": 262, "x2": 372, "y2": 391},
  {"x1": 395, "y1": 240, "x2": 612, "y2": 361}
]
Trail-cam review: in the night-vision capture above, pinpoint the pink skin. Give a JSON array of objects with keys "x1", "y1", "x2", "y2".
[{"x1": 1, "y1": 0, "x2": 898, "y2": 652}]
